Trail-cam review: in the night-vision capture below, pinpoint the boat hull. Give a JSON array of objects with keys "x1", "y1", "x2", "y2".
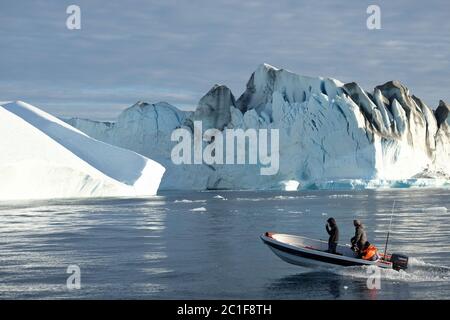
[{"x1": 261, "y1": 233, "x2": 393, "y2": 270}]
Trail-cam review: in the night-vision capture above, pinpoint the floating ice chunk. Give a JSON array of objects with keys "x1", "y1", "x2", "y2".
[
  {"x1": 280, "y1": 180, "x2": 300, "y2": 191},
  {"x1": 174, "y1": 199, "x2": 206, "y2": 203},
  {"x1": 273, "y1": 195, "x2": 299, "y2": 200},
  {"x1": 213, "y1": 195, "x2": 227, "y2": 200},
  {"x1": 329, "y1": 194, "x2": 353, "y2": 198},
  {"x1": 190, "y1": 207, "x2": 207, "y2": 212}
]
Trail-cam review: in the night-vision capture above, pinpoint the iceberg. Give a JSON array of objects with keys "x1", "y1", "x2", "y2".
[
  {"x1": 66, "y1": 64, "x2": 450, "y2": 190},
  {"x1": 66, "y1": 101, "x2": 210, "y2": 190},
  {"x1": 0, "y1": 101, "x2": 165, "y2": 200}
]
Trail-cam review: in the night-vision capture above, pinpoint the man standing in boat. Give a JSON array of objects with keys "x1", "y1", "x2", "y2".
[
  {"x1": 351, "y1": 219, "x2": 368, "y2": 255},
  {"x1": 325, "y1": 217, "x2": 339, "y2": 254}
]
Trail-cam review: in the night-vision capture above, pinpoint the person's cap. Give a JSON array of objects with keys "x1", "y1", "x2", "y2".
[{"x1": 353, "y1": 219, "x2": 362, "y2": 226}]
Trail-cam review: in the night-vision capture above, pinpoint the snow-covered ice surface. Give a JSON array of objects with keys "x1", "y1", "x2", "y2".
[
  {"x1": 66, "y1": 64, "x2": 450, "y2": 191},
  {"x1": 66, "y1": 101, "x2": 208, "y2": 190},
  {"x1": 0, "y1": 101, "x2": 165, "y2": 200}
]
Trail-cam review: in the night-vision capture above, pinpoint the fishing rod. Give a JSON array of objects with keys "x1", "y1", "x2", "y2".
[{"x1": 383, "y1": 200, "x2": 396, "y2": 261}]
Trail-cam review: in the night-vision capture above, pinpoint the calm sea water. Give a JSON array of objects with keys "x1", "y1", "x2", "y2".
[{"x1": 0, "y1": 189, "x2": 449, "y2": 299}]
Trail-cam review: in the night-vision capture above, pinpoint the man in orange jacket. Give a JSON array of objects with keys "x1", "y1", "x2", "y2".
[{"x1": 360, "y1": 241, "x2": 379, "y2": 261}]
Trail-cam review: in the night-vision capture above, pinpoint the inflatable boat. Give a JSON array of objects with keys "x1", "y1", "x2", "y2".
[{"x1": 261, "y1": 232, "x2": 408, "y2": 271}]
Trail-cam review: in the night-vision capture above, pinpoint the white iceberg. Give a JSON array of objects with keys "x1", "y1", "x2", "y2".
[{"x1": 0, "y1": 101, "x2": 165, "y2": 200}]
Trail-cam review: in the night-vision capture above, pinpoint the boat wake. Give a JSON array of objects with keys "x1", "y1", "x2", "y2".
[{"x1": 332, "y1": 258, "x2": 450, "y2": 283}]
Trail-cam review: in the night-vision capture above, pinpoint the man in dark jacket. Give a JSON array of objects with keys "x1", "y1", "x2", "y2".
[
  {"x1": 325, "y1": 217, "x2": 339, "y2": 254},
  {"x1": 351, "y1": 219, "x2": 367, "y2": 253}
]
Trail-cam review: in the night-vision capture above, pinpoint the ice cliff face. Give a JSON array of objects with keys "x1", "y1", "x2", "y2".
[
  {"x1": 67, "y1": 64, "x2": 450, "y2": 190},
  {"x1": 0, "y1": 101, "x2": 165, "y2": 200},
  {"x1": 186, "y1": 84, "x2": 236, "y2": 131}
]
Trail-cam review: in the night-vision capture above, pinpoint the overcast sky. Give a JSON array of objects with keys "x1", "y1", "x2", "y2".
[{"x1": 1, "y1": 0, "x2": 449, "y2": 120}]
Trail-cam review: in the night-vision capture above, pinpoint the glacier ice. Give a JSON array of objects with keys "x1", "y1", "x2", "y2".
[
  {"x1": 66, "y1": 63, "x2": 450, "y2": 190},
  {"x1": 0, "y1": 101, "x2": 165, "y2": 200},
  {"x1": 280, "y1": 180, "x2": 300, "y2": 191},
  {"x1": 66, "y1": 101, "x2": 209, "y2": 190},
  {"x1": 187, "y1": 84, "x2": 236, "y2": 131}
]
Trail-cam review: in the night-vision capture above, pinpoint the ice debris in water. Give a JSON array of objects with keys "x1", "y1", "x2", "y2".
[
  {"x1": 421, "y1": 207, "x2": 447, "y2": 213},
  {"x1": 190, "y1": 207, "x2": 207, "y2": 212},
  {"x1": 174, "y1": 199, "x2": 206, "y2": 203}
]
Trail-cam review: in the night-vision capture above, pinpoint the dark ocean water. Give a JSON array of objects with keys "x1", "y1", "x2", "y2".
[{"x1": 0, "y1": 189, "x2": 449, "y2": 299}]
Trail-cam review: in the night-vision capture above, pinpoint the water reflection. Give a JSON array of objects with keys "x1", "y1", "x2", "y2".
[
  {"x1": 370, "y1": 189, "x2": 450, "y2": 262},
  {"x1": 267, "y1": 272, "x2": 345, "y2": 299},
  {"x1": 0, "y1": 196, "x2": 171, "y2": 298},
  {"x1": 267, "y1": 270, "x2": 413, "y2": 300}
]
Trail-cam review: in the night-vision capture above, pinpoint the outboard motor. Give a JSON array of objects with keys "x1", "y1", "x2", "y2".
[{"x1": 390, "y1": 253, "x2": 409, "y2": 271}]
